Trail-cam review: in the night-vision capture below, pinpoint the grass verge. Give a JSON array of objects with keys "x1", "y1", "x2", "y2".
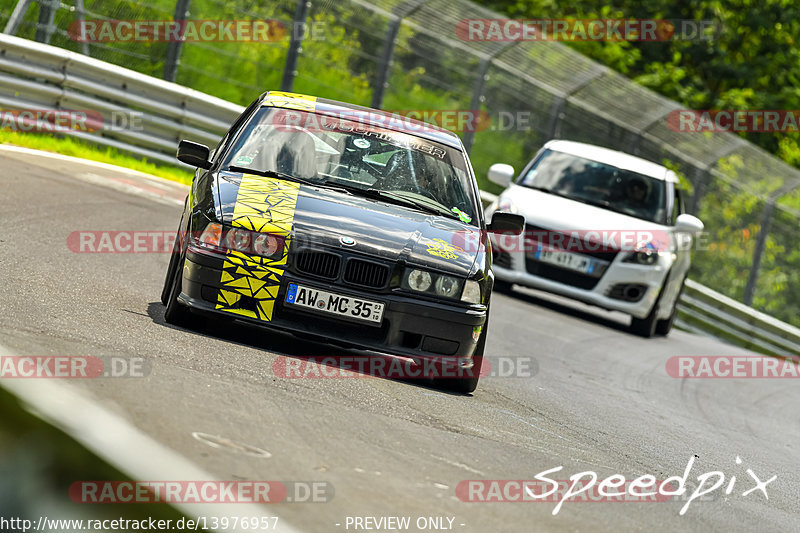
[{"x1": 0, "y1": 130, "x2": 193, "y2": 185}]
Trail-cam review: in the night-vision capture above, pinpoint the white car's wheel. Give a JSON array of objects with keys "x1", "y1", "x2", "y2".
[{"x1": 655, "y1": 276, "x2": 686, "y2": 336}]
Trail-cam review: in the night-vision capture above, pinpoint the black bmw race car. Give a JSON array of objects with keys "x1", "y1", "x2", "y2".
[{"x1": 161, "y1": 91, "x2": 524, "y2": 393}]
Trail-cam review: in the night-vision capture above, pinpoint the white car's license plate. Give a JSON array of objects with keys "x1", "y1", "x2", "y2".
[
  {"x1": 285, "y1": 283, "x2": 385, "y2": 324},
  {"x1": 534, "y1": 246, "x2": 597, "y2": 274}
]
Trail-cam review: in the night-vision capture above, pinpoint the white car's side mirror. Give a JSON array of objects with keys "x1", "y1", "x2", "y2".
[
  {"x1": 488, "y1": 163, "x2": 515, "y2": 188},
  {"x1": 674, "y1": 213, "x2": 704, "y2": 235}
]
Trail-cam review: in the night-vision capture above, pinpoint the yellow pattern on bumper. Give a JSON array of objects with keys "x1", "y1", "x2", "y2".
[{"x1": 215, "y1": 174, "x2": 300, "y2": 321}]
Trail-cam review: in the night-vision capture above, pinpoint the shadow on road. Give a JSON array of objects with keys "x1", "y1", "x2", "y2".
[
  {"x1": 145, "y1": 302, "x2": 473, "y2": 396},
  {"x1": 496, "y1": 286, "x2": 634, "y2": 336}
]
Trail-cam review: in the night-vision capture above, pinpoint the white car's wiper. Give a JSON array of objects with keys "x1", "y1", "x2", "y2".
[
  {"x1": 577, "y1": 197, "x2": 612, "y2": 209},
  {"x1": 523, "y1": 184, "x2": 573, "y2": 200}
]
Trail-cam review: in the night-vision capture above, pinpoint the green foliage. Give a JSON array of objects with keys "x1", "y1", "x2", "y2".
[{"x1": 2, "y1": 0, "x2": 798, "y2": 326}]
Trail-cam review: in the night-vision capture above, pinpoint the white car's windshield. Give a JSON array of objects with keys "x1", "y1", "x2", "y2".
[
  {"x1": 222, "y1": 107, "x2": 478, "y2": 225},
  {"x1": 520, "y1": 149, "x2": 667, "y2": 224}
]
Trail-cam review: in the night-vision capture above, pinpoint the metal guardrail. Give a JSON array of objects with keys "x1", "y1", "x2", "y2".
[
  {"x1": 479, "y1": 191, "x2": 800, "y2": 358},
  {"x1": 676, "y1": 280, "x2": 800, "y2": 359},
  {"x1": 1, "y1": 33, "x2": 798, "y2": 358},
  {"x1": 0, "y1": 33, "x2": 243, "y2": 165}
]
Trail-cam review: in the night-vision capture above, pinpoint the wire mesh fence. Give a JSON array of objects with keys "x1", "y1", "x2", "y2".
[{"x1": 2, "y1": 0, "x2": 799, "y2": 327}]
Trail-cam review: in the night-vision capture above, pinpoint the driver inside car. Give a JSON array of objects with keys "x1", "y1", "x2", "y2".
[{"x1": 377, "y1": 150, "x2": 446, "y2": 202}]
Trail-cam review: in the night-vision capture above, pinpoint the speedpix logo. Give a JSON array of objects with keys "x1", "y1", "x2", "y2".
[{"x1": 456, "y1": 455, "x2": 776, "y2": 516}]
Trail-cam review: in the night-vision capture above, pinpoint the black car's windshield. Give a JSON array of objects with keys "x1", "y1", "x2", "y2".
[
  {"x1": 519, "y1": 149, "x2": 667, "y2": 224},
  {"x1": 221, "y1": 107, "x2": 478, "y2": 225}
]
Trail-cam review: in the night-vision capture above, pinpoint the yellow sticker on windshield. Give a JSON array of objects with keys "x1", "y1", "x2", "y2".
[
  {"x1": 262, "y1": 91, "x2": 317, "y2": 112},
  {"x1": 425, "y1": 238, "x2": 464, "y2": 260}
]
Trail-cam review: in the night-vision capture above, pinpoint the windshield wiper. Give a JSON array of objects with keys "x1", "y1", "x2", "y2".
[
  {"x1": 224, "y1": 166, "x2": 353, "y2": 195},
  {"x1": 576, "y1": 197, "x2": 612, "y2": 209},
  {"x1": 225, "y1": 166, "x2": 316, "y2": 186},
  {"x1": 332, "y1": 184, "x2": 458, "y2": 219},
  {"x1": 522, "y1": 185, "x2": 576, "y2": 201},
  {"x1": 385, "y1": 192, "x2": 463, "y2": 221},
  {"x1": 525, "y1": 184, "x2": 613, "y2": 208}
]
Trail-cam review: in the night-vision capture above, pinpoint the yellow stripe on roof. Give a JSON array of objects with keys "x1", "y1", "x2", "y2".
[{"x1": 262, "y1": 91, "x2": 317, "y2": 112}]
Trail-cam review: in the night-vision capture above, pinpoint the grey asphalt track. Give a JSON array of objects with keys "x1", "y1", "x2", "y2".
[{"x1": 1, "y1": 148, "x2": 798, "y2": 532}]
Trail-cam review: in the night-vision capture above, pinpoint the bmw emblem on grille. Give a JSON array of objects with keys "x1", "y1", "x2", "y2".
[{"x1": 340, "y1": 236, "x2": 356, "y2": 246}]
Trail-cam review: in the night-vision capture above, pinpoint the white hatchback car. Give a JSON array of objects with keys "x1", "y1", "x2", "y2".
[{"x1": 485, "y1": 140, "x2": 704, "y2": 337}]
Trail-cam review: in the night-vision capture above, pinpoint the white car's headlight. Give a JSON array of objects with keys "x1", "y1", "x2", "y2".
[
  {"x1": 624, "y1": 241, "x2": 659, "y2": 265},
  {"x1": 497, "y1": 197, "x2": 518, "y2": 214}
]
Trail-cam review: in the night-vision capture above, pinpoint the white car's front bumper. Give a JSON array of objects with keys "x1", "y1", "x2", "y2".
[{"x1": 492, "y1": 244, "x2": 671, "y2": 319}]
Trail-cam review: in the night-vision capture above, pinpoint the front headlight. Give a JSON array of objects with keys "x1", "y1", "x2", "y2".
[
  {"x1": 497, "y1": 197, "x2": 518, "y2": 214},
  {"x1": 461, "y1": 280, "x2": 481, "y2": 304},
  {"x1": 435, "y1": 275, "x2": 460, "y2": 298},
  {"x1": 198, "y1": 222, "x2": 223, "y2": 249},
  {"x1": 402, "y1": 268, "x2": 464, "y2": 300},
  {"x1": 407, "y1": 269, "x2": 432, "y2": 291},
  {"x1": 623, "y1": 241, "x2": 659, "y2": 265},
  {"x1": 194, "y1": 222, "x2": 284, "y2": 259}
]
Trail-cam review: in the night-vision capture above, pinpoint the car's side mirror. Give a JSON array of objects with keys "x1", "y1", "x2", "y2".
[
  {"x1": 177, "y1": 140, "x2": 211, "y2": 169},
  {"x1": 674, "y1": 213, "x2": 704, "y2": 235},
  {"x1": 488, "y1": 211, "x2": 525, "y2": 235},
  {"x1": 488, "y1": 163, "x2": 515, "y2": 188}
]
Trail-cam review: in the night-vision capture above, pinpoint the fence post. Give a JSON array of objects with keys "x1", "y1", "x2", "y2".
[
  {"x1": 34, "y1": 0, "x2": 58, "y2": 43},
  {"x1": 546, "y1": 69, "x2": 605, "y2": 140},
  {"x1": 743, "y1": 199, "x2": 775, "y2": 307},
  {"x1": 462, "y1": 43, "x2": 517, "y2": 155},
  {"x1": 281, "y1": 0, "x2": 310, "y2": 92},
  {"x1": 73, "y1": 0, "x2": 90, "y2": 55},
  {"x1": 3, "y1": 0, "x2": 33, "y2": 35},
  {"x1": 370, "y1": 0, "x2": 426, "y2": 110},
  {"x1": 686, "y1": 141, "x2": 746, "y2": 215},
  {"x1": 163, "y1": 0, "x2": 191, "y2": 82},
  {"x1": 743, "y1": 183, "x2": 799, "y2": 306}
]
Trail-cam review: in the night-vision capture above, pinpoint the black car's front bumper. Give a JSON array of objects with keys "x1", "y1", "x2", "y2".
[{"x1": 178, "y1": 246, "x2": 487, "y2": 360}]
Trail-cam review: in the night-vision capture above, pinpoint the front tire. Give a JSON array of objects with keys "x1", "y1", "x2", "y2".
[
  {"x1": 434, "y1": 322, "x2": 487, "y2": 394},
  {"x1": 630, "y1": 283, "x2": 665, "y2": 338},
  {"x1": 655, "y1": 276, "x2": 687, "y2": 336},
  {"x1": 630, "y1": 304, "x2": 658, "y2": 338},
  {"x1": 493, "y1": 279, "x2": 513, "y2": 294},
  {"x1": 164, "y1": 255, "x2": 191, "y2": 327},
  {"x1": 161, "y1": 223, "x2": 184, "y2": 305}
]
